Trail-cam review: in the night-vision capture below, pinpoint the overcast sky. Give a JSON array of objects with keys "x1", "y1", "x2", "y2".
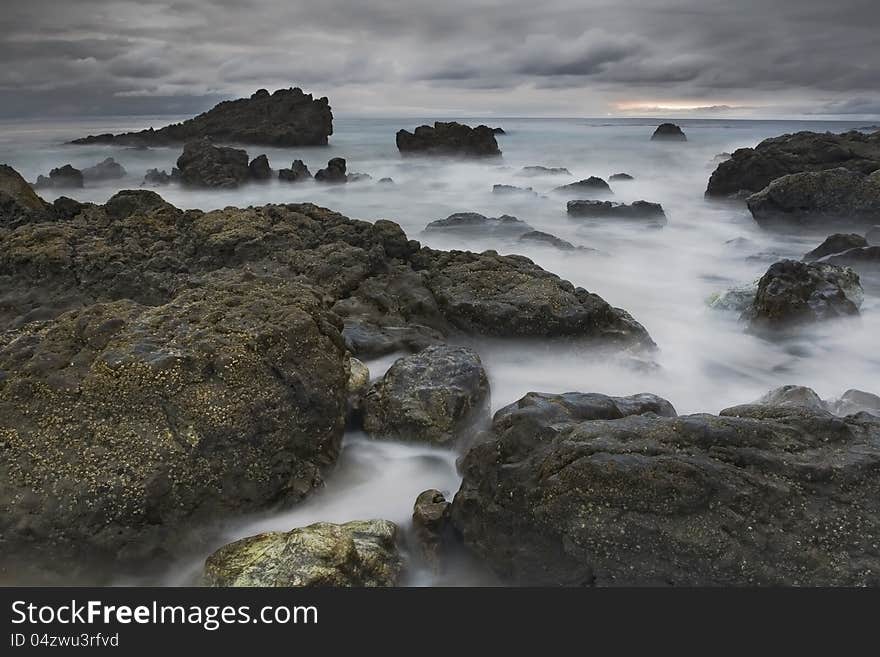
[{"x1": 2, "y1": 0, "x2": 878, "y2": 119}]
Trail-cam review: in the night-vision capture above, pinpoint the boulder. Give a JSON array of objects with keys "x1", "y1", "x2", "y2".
[
  {"x1": 706, "y1": 130, "x2": 880, "y2": 197},
  {"x1": 804, "y1": 233, "x2": 868, "y2": 261},
  {"x1": 609, "y1": 172, "x2": 634, "y2": 181},
  {"x1": 517, "y1": 230, "x2": 580, "y2": 250},
  {"x1": 176, "y1": 139, "x2": 251, "y2": 188},
  {"x1": 278, "y1": 159, "x2": 312, "y2": 183},
  {"x1": 744, "y1": 259, "x2": 863, "y2": 329},
  {"x1": 104, "y1": 189, "x2": 174, "y2": 221},
  {"x1": 413, "y1": 490, "x2": 452, "y2": 570},
  {"x1": 746, "y1": 168, "x2": 880, "y2": 229},
  {"x1": 34, "y1": 164, "x2": 83, "y2": 189},
  {"x1": 553, "y1": 177, "x2": 612, "y2": 196},
  {"x1": 518, "y1": 166, "x2": 571, "y2": 177},
  {"x1": 0, "y1": 277, "x2": 349, "y2": 564},
  {"x1": 451, "y1": 390, "x2": 880, "y2": 585},
  {"x1": 248, "y1": 154, "x2": 272, "y2": 181},
  {"x1": 81, "y1": 157, "x2": 126, "y2": 182},
  {"x1": 204, "y1": 520, "x2": 403, "y2": 587},
  {"x1": 424, "y1": 212, "x2": 533, "y2": 237},
  {"x1": 651, "y1": 123, "x2": 687, "y2": 141},
  {"x1": 828, "y1": 389, "x2": 880, "y2": 417},
  {"x1": 315, "y1": 157, "x2": 347, "y2": 183},
  {"x1": 396, "y1": 122, "x2": 501, "y2": 157},
  {"x1": 754, "y1": 384, "x2": 827, "y2": 410},
  {"x1": 72, "y1": 87, "x2": 333, "y2": 147},
  {"x1": 363, "y1": 345, "x2": 490, "y2": 444},
  {"x1": 567, "y1": 200, "x2": 665, "y2": 222}
]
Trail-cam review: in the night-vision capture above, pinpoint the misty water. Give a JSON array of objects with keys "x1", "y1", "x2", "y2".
[{"x1": 3, "y1": 116, "x2": 878, "y2": 584}]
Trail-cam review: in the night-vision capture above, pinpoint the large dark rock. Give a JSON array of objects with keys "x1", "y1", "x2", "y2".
[
  {"x1": 744, "y1": 259, "x2": 863, "y2": 329},
  {"x1": 396, "y1": 122, "x2": 501, "y2": 157},
  {"x1": 278, "y1": 159, "x2": 311, "y2": 183},
  {"x1": 414, "y1": 249, "x2": 654, "y2": 348},
  {"x1": 363, "y1": 345, "x2": 490, "y2": 445},
  {"x1": 1, "y1": 163, "x2": 48, "y2": 221},
  {"x1": 81, "y1": 157, "x2": 126, "y2": 182},
  {"x1": 204, "y1": 520, "x2": 403, "y2": 586},
  {"x1": 553, "y1": 177, "x2": 612, "y2": 196},
  {"x1": 804, "y1": 233, "x2": 868, "y2": 261},
  {"x1": 706, "y1": 130, "x2": 880, "y2": 198},
  {"x1": 746, "y1": 168, "x2": 880, "y2": 229},
  {"x1": 34, "y1": 164, "x2": 84, "y2": 190},
  {"x1": 176, "y1": 139, "x2": 251, "y2": 188},
  {"x1": 424, "y1": 212, "x2": 533, "y2": 237},
  {"x1": 72, "y1": 87, "x2": 333, "y2": 147},
  {"x1": 567, "y1": 200, "x2": 665, "y2": 222},
  {"x1": 314, "y1": 157, "x2": 347, "y2": 183},
  {"x1": 651, "y1": 123, "x2": 687, "y2": 141},
  {"x1": 451, "y1": 390, "x2": 880, "y2": 585}
]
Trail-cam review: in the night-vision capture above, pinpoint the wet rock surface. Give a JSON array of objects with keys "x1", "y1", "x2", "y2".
[
  {"x1": 804, "y1": 233, "x2": 868, "y2": 261},
  {"x1": 204, "y1": 520, "x2": 403, "y2": 586},
  {"x1": 396, "y1": 122, "x2": 501, "y2": 157},
  {"x1": 567, "y1": 200, "x2": 665, "y2": 222},
  {"x1": 72, "y1": 87, "x2": 333, "y2": 147},
  {"x1": 451, "y1": 389, "x2": 880, "y2": 585},
  {"x1": 278, "y1": 159, "x2": 312, "y2": 183},
  {"x1": 176, "y1": 139, "x2": 251, "y2": 188},
  {"x1": 706, "y1": 130, "x2": 880, "y2": 197},
  {"x1": 315, "y1": 157, "x2": 348, "y2": 183},
  {"x1": 363, "y1": 345, "x2": 490, "y2": 445}
]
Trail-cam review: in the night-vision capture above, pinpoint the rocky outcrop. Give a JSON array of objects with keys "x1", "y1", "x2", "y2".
[
  {"x1": 451, "y1": 389, "x2": 880, "y2": 585},
  {"x1": 142, "y1": 168, "x2": 180, "y2": 186},
  {"x1": 34, "y1": 164, "x2": 83, "y2": 189},
  {"x1": 248, "y1": 154, "x2": 272, "y2": 181},
  {"x1": 176, "y1": 139, "x2": 251, "y2": 188},
  {"x1": 424, "y1": 212, "x2": 533, "y2": 237},
  {"x1": 278, "y1": 160, "x2": 311, "y2": 183},
  {"x1": 314, "y1": 157, "x2": 347, "y2": 183},
  {"x1": 81, "y1": 157, "x2": 126, "y2": 182},
  {"x1": 204, "y1": 520, "x2": 403, "y2": 586},
  {"x1": 363, "y1": 345, "x2": 490, "y2": 445},
  {"x1": 72, "y1": 87, "x2": 333, "y2": 147},
  {"x1": 1, "y1": 163, "x2": 48, "y2": 218},
  {"x1": 744, "y1": 259, "x2": 863, "y2": 330},
  {"x1": 567, "y1": 200, "x2": 665, "y2": 222},
  {"x1": 706, "y1": 130, "x2": 880, "y2": 197},
  {"x1": 746, "y1": 168, "x2": 880, "y2": 229},
  {"x1": 651, "y1": 123, "x2": 687, "y2": 141},
  {"x1": 518, "y1": 166, "x2": 571, "y2": 177},
  {"x1": 804, "y1": 233, "x2": 868, "y2": 261},
  {"x1": 396, "y1": 122, "x2": 501, "y2": 157},
  {"x1": 553, "y1": 177, "x2": 612, "y2": 196}
]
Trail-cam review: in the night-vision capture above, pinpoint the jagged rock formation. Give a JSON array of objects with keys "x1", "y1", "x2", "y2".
[{"x1": 396, "y1": 122, "x2": 501, "y2": 156}]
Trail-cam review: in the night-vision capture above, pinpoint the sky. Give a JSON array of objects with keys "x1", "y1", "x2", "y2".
[{"x1": 1, "y1": 0, "x2": 878, "y2": 120}]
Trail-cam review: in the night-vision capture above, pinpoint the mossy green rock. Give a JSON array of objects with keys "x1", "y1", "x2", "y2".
[{"x1": 204, "y1": 520, "x2": 403, "y2": 586}]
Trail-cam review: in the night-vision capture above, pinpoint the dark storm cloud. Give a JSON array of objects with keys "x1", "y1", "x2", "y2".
[{"x1": 0, "y1": 0, "x2": 878, "y2": 118}]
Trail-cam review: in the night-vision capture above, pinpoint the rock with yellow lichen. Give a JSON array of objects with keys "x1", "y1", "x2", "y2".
[
  {"x1": 0, "y1": 274, "x2": 348, "y2": 565},
  {"x1": 203, "y1": 520, "x2": 403, "y2": 586}
]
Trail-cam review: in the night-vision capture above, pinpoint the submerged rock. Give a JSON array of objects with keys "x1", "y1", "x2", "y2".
[
  {"x1": 315, "y1": 157, "x2": 348, "y2": 183},
  {"x1": 204, "y1": 520, "x2": 403, "y2": 587},
  {"x1": 518, "y1": 230, "x2": 581, "y2": 250},
  {"x1": 396, "y1": 122, "x2": 501, "y2": 157},
  {"x1": 746, "y1": 168, "x2": 880, "y2": 229},
  {"x1": 518, "y1": 165, "x2": 571, "y2": 177},
  {"x1": 651, "y1": 123, "x2": 687, "y2": 141},
  {"x1": 804, "y1": 233, "x2": 868, "y2": 261},
  {"x1": 363, "y1": 345, "x2": 490, "y2": 445},
  {"x1": 142, "y1": 168, "x2": 180, "y2": 186},
  {"x1": 609, "y1": 172, "x2": 634, "y2": 181},
  {"x1": 451, "y1": 389, "x2": 880, "y2": 585},
  {"x1": 278, "y1": 159, "x2": 312, "y2": 183},
  {"x1": 82, "y1": 157, "x2": 126, "y2": 182},
  {"x1": 72, "y1": 87, "x2": 333, "y2": 147},
  {"x1": 707, "y1": 281, "x2": 758, "y2": 313},
  {"x1": 567, "y1": 200, "x2": 665, "y2": 222},
  {"x1": 424, "y1": 212, "x2": 533, "y2": 237},
  {"x1": 744, "y1": 259, "x2": 863, "y2": 329},
  {"x1": 34, "y1": 164, "x2": 84, "y2": 189},
  {"x1": 248, "y1": 154, "x2": 272, "y2": 181},
  {"x1": 553, "y1": 177, "x2": 612, "y2": 196},
  {"x1": 176, "y1": 139, "x2": 250, "y2": 188},
  {"x1": 492, "y1": 184, "x2": 536, "y2": 196},
  {"x1": 706, "y1": 129, "x2": 880, "y2": 198}
]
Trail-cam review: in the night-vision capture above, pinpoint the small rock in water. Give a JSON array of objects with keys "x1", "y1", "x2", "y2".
[
  {"x1": 248, "y1": 154, "x2": 272, "y2": 181},
  {"x1": 803, "y1": 233, "x2": 868, "y2": 261},
  {"x1": 396, "y1": 121, "x2": 501, "y2": 157},
  {"x1": 347, "y1": 172, "x2": 372, "y2": 183},
  {"x1": 567, "y1": 199, "x2": 665, "y2": 222},
  {"x1": 609, "y1": 172, "x2": 634, "y2": 181},
  {"x1": 34, "y1": 164, "x2": 83, "y2": 189},
  {"x1": 518, "y1": 230, "x2": 580, "y2": 250},
  {"x1": 203, "y1": 520, "x2": 404, "y2": 587},
  {"x1": 82, "y1": 157, "x2": 126, "y2": 182},
  {"x1": 424, "y1": 212, "x2": 533, "y2": 237},
  {"x1": 651, "y1": 123, "x2": 687, "y2": 141},
  {"x1": 553, "y1": 177, "x2": 613, "y2": 196},
  {"x1": 492, "y1": 184, "x2": 536, "y2": 195},
  {"x1": 176, "y1": 138, "x2": 250, "y2": 188},
  {"x1": 378, "y1": 177, "x2": 394, "y2": 184},
  {"x1": 278, "y1": 159, "x2": 312, "y2": 182},
  {"x1": 315, "y1": 157, "x2": 348, "y2": 183},
  {"x1": 518, "y1": 165, "x2": 571, "y2": 177},
  {"x1": 413, "y1": 489, "x2": 452, "y2": 571},
  {"x1": 142, "y1": 167, "x2": 179, "y2": 185}
]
